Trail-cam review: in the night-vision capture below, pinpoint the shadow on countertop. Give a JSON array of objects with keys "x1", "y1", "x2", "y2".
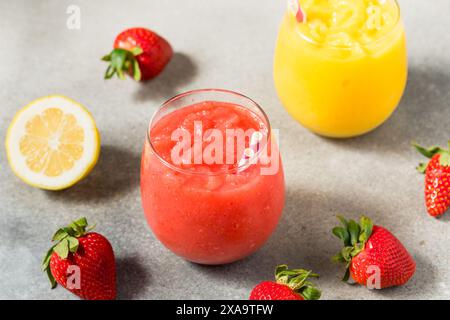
[
  {"x1": 46, "y1": 145, "x2": 141, "y2": 203},
  {"x1": 116, "y1": 256, "x2": 152, "y2": 300},
  {"x1": 437, "y1": 213, "x2": 450, "y2": 222},
  {"x1": 320, "y1": 64, "x2": 450, "y2": 155},
  {"x1": 133, "y1": 52, "x2": 198, "y2": 103}
]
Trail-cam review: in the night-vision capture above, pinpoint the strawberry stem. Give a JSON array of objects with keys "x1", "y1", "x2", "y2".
[
  {"x1": 331, "y1": 215, "x2": 373, "y2": 282},
  {"x1": 102, "y1": 47, "x2": 143, "y2": 81},
  {"x1": 275, "y1": 265, "x2": 321, "y2": 300},
  {"x1": 412, "y1": 141, "x2": 450, "y2": 171}
]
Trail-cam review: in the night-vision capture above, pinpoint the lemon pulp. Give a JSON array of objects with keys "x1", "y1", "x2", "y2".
[{"x1": 20, "y1": 108, "x2": 85, "y2": 177}]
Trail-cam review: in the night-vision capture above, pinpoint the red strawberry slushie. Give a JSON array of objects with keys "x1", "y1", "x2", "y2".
[{"x1": 140, "y1": 89, "x2": 285, "y2": 264}]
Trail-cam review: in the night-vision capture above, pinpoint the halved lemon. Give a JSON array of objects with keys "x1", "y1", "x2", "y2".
[{"x1": 5, "y1": 95, "x2": 100, "y2": 190}]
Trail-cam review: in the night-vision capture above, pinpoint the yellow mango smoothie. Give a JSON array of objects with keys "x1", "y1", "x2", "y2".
[{"x1": 274, "y1": 0, "x2": 407, "y2": 138}]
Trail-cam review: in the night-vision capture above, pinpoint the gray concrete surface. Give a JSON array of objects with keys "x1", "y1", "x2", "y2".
[{"x1": 0, "y1": 0, "x2": 449, "y2": 300}]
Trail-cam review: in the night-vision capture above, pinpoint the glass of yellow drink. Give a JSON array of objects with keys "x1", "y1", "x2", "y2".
[{"x1": 274, "y1": 0, "x2": 407, "y2": 138}]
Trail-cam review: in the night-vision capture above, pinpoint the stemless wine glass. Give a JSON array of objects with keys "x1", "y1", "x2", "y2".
[
  {"x1": 140, "y1": 89, "x2": 285, "y2": 265},
  {"x1": 274, "y1": 0, "x2": 407, "y2": 138}
]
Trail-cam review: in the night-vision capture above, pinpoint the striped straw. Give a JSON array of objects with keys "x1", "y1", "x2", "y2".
[
  {"x1": 288, "y1": 0, "x2": 307, "y2": 23},
  {"x1": 237, "y1": 131, "x2": 264, "y2": 172}
]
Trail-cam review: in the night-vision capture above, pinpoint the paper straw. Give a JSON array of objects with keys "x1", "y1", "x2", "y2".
[
  {"x1": 237, "y1": 131, "x2": 263, "y2": 172},
  {"x1": 287, "y1": 0, "x2": 307, "y2": 23}
]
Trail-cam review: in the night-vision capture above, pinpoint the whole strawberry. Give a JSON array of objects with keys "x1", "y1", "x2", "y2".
[
  {"x1": 413, "y1": 141, "x2": 450, "y2": 217},
  {"x1": 102, "y1": 27, "x2": 173, "y2": 81},
  {"x1": 42, "y1": 217, "x2": 116, "y2": 300},
  {"x1": 250, "y1": 265, "x2": 321, "y2": 300},
  {"x1": 332, "y1": 216, "x2": 415, "y2": 289}
]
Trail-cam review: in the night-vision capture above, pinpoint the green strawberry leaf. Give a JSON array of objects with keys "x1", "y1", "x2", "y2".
[
  {"x1": 42, "y1": 245, "x2": 55, "y2": 271},
  {"x1": 332, "y1": 252, "x2": 346, "y2": 263},
  {"x1": 105, "y1": 65, "x2": 115, "y2": 79},
  {"x1": 68, "y1": 223, "x2": 81, "y2": 235},
  {"x1": 332, "y1": 227, "x2": 350, "y2": 247},
  {"x1": 412, "y1": 142, "x2": 442, "y2": 159},
  {"x1": 111, "y1": 50, "x2": 126, "y2": 79},
  {"x1": 46, "y1": 266, "x2": 57, "y2": 289},
  {"x1": 52, "y1": 228, "x2": 68, "y2": 242},
  {"x1": 416, "y1": 162, "x2": 428, "y2": 174},
  {"x1": 67, "y1": 237, "x2": 79, "y2": 253},
  {"x1": 439, "y1": 151, "x2": 450, "y2": 167},
  {"x1": 348, "y1": 220, "x2": 360, "y2": 246},
  {"x1": 133, "y1": 59, "x2": 142, "y2": 81},
  {"x1": 275, "y1": 264, "x2": 288, "y2": 275},
  {"x1": 337, "y1": 215, "x2": 348, "y2": 228},
  {"x1": 53, "y1": 239, "x2": 69, "y2": 259},
  {"x1": 275, "y1": 265, "x2": 289, "y2": 284},
  {"x1": 359, "y1": 216, "x2": 373, "y2": 244},
  {"x1": 74, "y1": 217, "x2": 88, "y2": 227},
  {"x1": 342, "y1": 265, "x2": 351, "y2": 282},
  {"x1": 351, "y1": 243, "x2": 364, "y2": 257},
  {"x1": 300, "y1": 285, "x2": 321, "y2": 300},
  {"x1": 341, "y1": 246, "x2": 353, "y2": 262}
]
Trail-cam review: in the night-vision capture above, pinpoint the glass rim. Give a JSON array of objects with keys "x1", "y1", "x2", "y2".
[
  {"x1": 291, "y1": 0, "x2": 402, "y2": 50},
  {"x1": 146, "y1": 88, "x2": 272, "y2": 176}
]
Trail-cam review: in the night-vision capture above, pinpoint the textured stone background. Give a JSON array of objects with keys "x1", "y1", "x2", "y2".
[{"x1": 0, "y1": 0, "x2": 449, "y2": 299}]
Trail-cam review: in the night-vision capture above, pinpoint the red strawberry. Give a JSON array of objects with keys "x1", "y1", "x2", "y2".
[
  {"x1": 249, "y1": 265, "x2": 321, "y2": 300},
  {"x1": 413, "y1": 141, "x2": 450, "y2": 217},
  {"x1": 332, "y1": 216, "x2": 415, "y2": 289},
  {"x1": 42, "y1": 217, "x2": 116, "y2": 300},
  {"x1": 102, "y1": 27, "x2": 173, "y2": 81}
]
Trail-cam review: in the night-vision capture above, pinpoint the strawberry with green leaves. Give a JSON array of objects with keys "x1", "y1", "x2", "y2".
[
  {"x1": 249, "y1": 265, "x2": 321, "y2": 300},
  {"x1": 42, "y1": 217, "x2": 116, "y2": 300},
  {"x1": 102, "y1": 27, "x2": 173, "y2": 81},
  {"x1": 332, "y1": 216, "x2": 415, "y2": 289},
  {"x1": 413, "y1": 141, "x2": 450, "y2": 217}
]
